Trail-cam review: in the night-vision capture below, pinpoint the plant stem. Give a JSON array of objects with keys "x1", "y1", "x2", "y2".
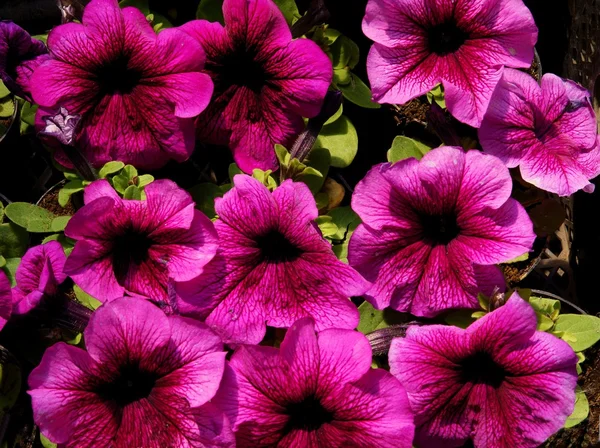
[
  {"x1": 61, "y1": 144, "x2": 98, "y2": 182},
  {"x1": 291, "y1": 0, "x2": 330, "y2": 38}
]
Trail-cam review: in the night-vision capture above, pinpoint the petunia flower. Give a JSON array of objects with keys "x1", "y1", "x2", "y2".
[
  {"x1": 64, "y1": 179, "x2": 218, "y2": 304},
  {"x1": 348, "y1": 146, "x2": 535, "y2": 317},
  {"x1": 29, "y1": 297, "x2": 233, "y2": 448},
  {"x1": 389, "y1": 293, "x2": 578, "y2": 447},
  {"x1": 479, "y1": 68, "x2": 600, "y2": 196},
  {"x1": 12, "y1": 241, "x2": 67, "y2": 315},
  {"x1": 181, "y1": 0, "x2": 332, "y2": 173},
  {"x1": 0, "y1": 270, "x2": 11, "y2": 330},
  {"x1": 214, "y1": 317, "x2": 414, "y2": 447},
  {"x1": 0, "y1": 20, "x2": 48, "y2": 101},
  {"x1": 362, "y1": 0, "x2": 538, "y2": 127},
  {"x1": 30, "y1": 0, "x2": 214, "y2": 170},
  {"x1": 176, "y1": 175, "x2": 368, "y2": 345}
]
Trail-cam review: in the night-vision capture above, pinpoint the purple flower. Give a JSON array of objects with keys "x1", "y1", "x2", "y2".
[
  {"x1": 181, "y1": 0, "x2": 332, "y2": 173},
  {"x1": 214, "y1": 317, "x2": 414, "y2": 447},
  {"x1": 348, "y1": 146, "x2": 535, "y2": 317},
  {"x1": 0, "y1": 21, "x2": 48, "y2": 101},
  {"x1": 177, "y1": 175, "x2": 368, "y2": 345},
  {"x1": 12, "y1": 241, "x2": 67, "y2": 315},
  {"x1": 0, "y1": 270, "x2": 11, "y2": 330},
  {"x1": 64, "y1": 179, "x2": 218, "y2": 304},
  {"x1": 39, "y1": 107, "x2": 82, "y2": 146},
  {"x1": 389, "y1": 293, "x2": 578, "y2": 447},
  {"x1": 30, "y1": 0, "x2": 214, "y2": 170},
  {"x1": 29, "y1": 297, "x2": 233, "y2": 448},
  {"x1": 362, "y1": 0, "x2": 537, "y2": 127},
  {"x1": 479, "y1": 69, "x2": 600, "y2": 196}
]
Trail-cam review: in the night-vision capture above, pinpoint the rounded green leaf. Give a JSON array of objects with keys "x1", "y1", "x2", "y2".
[
  {"x1": 50, "y1": 216, "x2": 71, "y2": 232},
  {"x1": 74, "y1": 285, "x2": 102, "y2": 311},
  {"x1": 273, "y1": 0, "x2": 299, "y2": 25},
  {"x1": 58, "y1": 180, "x2": 84, "y2": 207},
  {"x1": 0, "y1": 81, "x2": 10, "y2": 98},
  {"x1": 99, "y1": 161, "x2": 125, "y2": 178},
  {"x1": 339, "y1": 74, "x2": 381, "y2": 109},
  {"x1": 387, "y1": 136, "x2": 432, "y2": 163},
  {"x1": 188, "y1": 183, "x2": 223, "y2": 219},
  {"x1": 314, "y1": 115, "x2": 358, "y2": 168},
  {"x1": 299, "y1": 148, "x2": 330, "y2": 194},
  {"x1": 0, "y1": 222, "x2": 28, "y2": 258},
  {"x1": 40, "y1": 434, "x2": 57, "y2": 448},
  {"x1": 0, "y1": 97, "x2": 15, "y2": 119},
  {"x1": 564, "y1": 386, "x2": 589, "y2": 428},
  {"x1": 4, "y1": 203, "x2": 57, "y2": 233},
  {"x1": 553, "y1": 314, "x2": 600, "y2": 352}
]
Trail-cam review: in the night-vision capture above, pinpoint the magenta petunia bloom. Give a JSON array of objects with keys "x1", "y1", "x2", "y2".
[
  {"x1": 349, "y1": 146, "x2": 535, "y2": 317},
  {"x1": 12, "y1": 241, "x2": 67, "y2": 315},
  {"x1": 479, "y1": 68, "x2": 600, "y2": 196},
  {"x1": 214, "y1": 317, "x2": 414, "y2": 447},
  {"x1": 0, "y1": 21, "x2": 48, "y2": 101},
  {"x1": 177, "y1": 175, "x2": 368, "y2": 344},
  {"x1": 0, "y1": 270, "x2": 11, "y2": 330},
  {"x1": 64, "y1": 179, "x2": 218, "y2": 304},
  {"x1": 362, "y1": 0, "x2": 538, "y2": 127},
  {"x1": 30, "y1": 0, "x2": 214, "y2": 170},
  {"x1": 181, "y1": 0, "x2": 332, "y2": 173},
  {"x1": 389, "y1": 293, "x2": 578, "y2": 447},
  {"x1": 29, "y1": 297, "x2": 233, "y2": 448}
]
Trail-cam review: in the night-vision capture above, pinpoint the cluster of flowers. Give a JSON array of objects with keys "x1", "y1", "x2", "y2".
[{"x1": 0, "y1": 0, "x2": 596, "y2": 446}]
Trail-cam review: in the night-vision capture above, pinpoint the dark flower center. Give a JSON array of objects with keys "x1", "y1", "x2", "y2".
[
  {"x1": 95, "y1": 54, "x2": 142, "y2": 95},
  {"x1": 458, "y1": 351, "x2": 507, "y2": 388},
  {"x1": 112, "y1": 228, "x2": 154, "y2": 282},
  {"x1": 95, "y1": 362, "x2": 158, "y2": 407},
  {"x1": 419, "y1": 212, "x2": 461, "y2": 245},
  {"x1": 427, "y1": 20, "x2": 468, "y2": 55},
  {"x1": 209, "y1": 46, "x2": 268, "y2": 94},
  {"x1": 255, "y1": 230, "x2": 302, "y2": 263},
  {"x1": 284, "y1": 395, "x2": 334, "y2": 433}
]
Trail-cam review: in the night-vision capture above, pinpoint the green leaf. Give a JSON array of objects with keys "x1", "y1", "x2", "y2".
[
  {"x1": 357, "y1": 301, "x2": 406, "y2": 334},
  {"x1": 275, "y1": 144, "x2": 289, "y2": 166},
  {"x1": 315, "y1": 216, "x2": 338, "y2": 238},
  {"x1": 564, "y1": 386, "x2": 589, "y2": 428},
  {"x1": 112, "y1": 165, "x2": 138, "y2": 194},
  {"x1": 323, "y1": 27, "x2": 342, "y2": 44},
  {"x1": 228, "y1": 163, "x2": 243, "y2": 182},
  {"x1": 0, "y1": 256, "x2": 4, "y2": 269},
  {"x1": 0, "y1": 81, "x2": 10, "y2": 98},
  {"x1": 528, "y1": 296, "x2": 561, "y2": 321},
  {"x1": 0, "y1": 97, "x2": 15, "y2": 119},
  {"x1": 0, "y1": 222, "x2": 28, "y2": 258},
  {"x1": 196, "y1": 0, "x2": 225, "y2": 24},
  {"x1": 50, "y1": 216, "x2": 71, "y2": 232},
  {"x1": 0, "y1": 202, "x2": 3, "y2": 223},
  {"x1": 188, "y1": 183, "x2": 223, "y2": 219},
  {"x1": 74, "y1": 285, "x2": 102, "y2": 310},
  {"x1": 325, "y1": 104, "x2": 343, "y2": 126},
  {"x1": 298, "y1": 148, "x2": 330, "y2": 194},
  {"x1": 273, "y1": 0, "x2": 299, "y2": 25},
  {"x1": 332, "y1": 220, "x2": 359, "y2": 263},
  {"x1": 1, "y1": 258, "x2": 20, "y2": 286},
  {"x1": 0, "y1": 361, "x2": 21, "y2": 413},
  {"x1": 426, "y1": 84, "x2": 446, "y2": 109},
  {"x1": 536, "y1": 313, "x2": 555, "y2": 331},
  {"x1": 553, "y1": 314, "x2": 600, "y2": 352},
  {"x1": 99, "y1": 161, "x2": 125, "y2": 178},
  {"x1": 576, "y1": 351, "x2": 585, "y2": 374},
  {"x1": 40, "y1": 433, "x2": 57, "y2": 448},
  {"x1": 326, "y1": 207, "x2": 360, "y2": 241},
  {"x1": 445, "y1": 310, "x2": 477, "y2": 328},
  {"x1": 387, "y1": 136, "x2": 431, "y2": 163},
  {"x1": 314, "y1": 115, "x2": 358, "y2": 168},
  {"x1": 252, "y1": 169, "x2": 278, "y2": 191},
  {"x1": 31, "y1": 34, "x2": 48, "y2": 45},
  {"x1": 338, "y1": 74, "x2": 380, "y2": 109},
  {"x1": 137, "y1": 174, "x2": 154, "y2": 187},
  {"x1": 123, "y1": 185, "x2": 143, "y2": 200},
  {"x1": 4, "y1": 203, "x2": 57, "y2": 233},
  {"x1": 330, "y1": 35, "x2": 360, "y2": 70},
  {"x1": 20, "y1": 101, "x2": 38, "y2": 135},
  {"x1": 58, "y1": 180, "x2": 84, "y2": 207}
]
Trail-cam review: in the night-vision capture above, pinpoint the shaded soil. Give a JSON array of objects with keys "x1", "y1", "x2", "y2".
[{"x1": 37, "y1": 185, "x2": 76, "y2": 216}]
